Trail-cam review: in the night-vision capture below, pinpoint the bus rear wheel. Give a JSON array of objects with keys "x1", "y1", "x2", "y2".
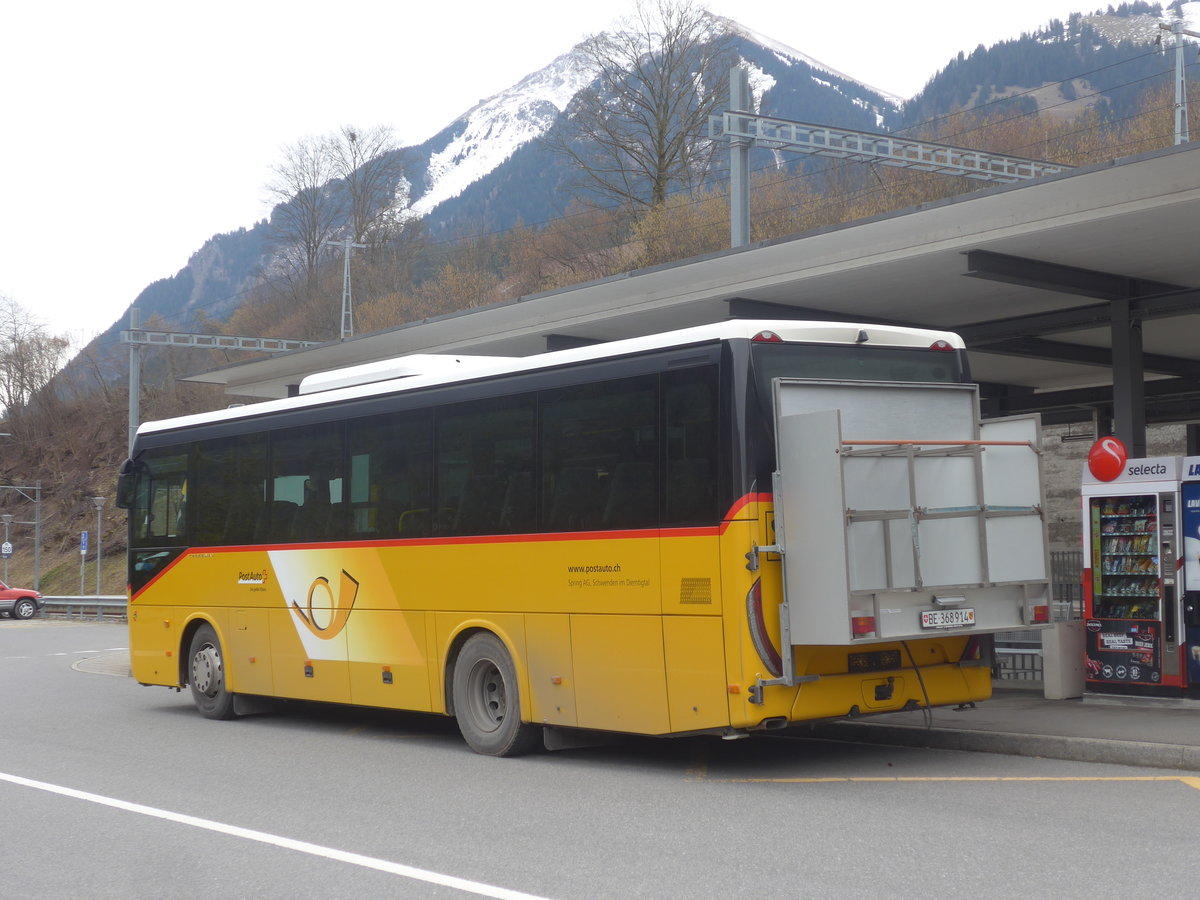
[
  {"x1": 188, "y1": 624, "x2": 237, "y2": 720},
  {"x1": 452, "y1": 632, "x2": 540, "y2": 756}
]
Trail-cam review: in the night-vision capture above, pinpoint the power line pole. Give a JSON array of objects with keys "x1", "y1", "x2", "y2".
[
  {"x1": 1159, "y1": 21, "x2": 1198, "y2": 145},
  {"x1": 325, "y1": 237, "x2": 367, "y2": 340},
  {"x1": 128, "y1": 308, "x2": 141, "y2": 454},
  {"x1": 729, "y1": 67, "x2": 752, "y2": 249}
]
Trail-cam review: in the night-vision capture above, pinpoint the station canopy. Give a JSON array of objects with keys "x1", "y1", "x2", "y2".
[{"x1": 183, "y1": 143, "x2": 1200, "y2": 440}]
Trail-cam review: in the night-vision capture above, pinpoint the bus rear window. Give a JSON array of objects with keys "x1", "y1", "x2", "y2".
[{"x1": 751, "y1": 343, "x2": 967, "y2": 407}]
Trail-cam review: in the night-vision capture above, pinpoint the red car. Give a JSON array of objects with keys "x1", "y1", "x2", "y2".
[{"x1": 0, "y1": 582, "x2": 43, "y2": 620}]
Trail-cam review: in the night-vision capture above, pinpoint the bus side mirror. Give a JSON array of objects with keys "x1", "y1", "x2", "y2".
[{"x1": 116, "y1": 458, "x2": 142, "y2": 510}]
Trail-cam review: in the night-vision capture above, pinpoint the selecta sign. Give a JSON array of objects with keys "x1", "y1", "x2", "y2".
[{"x1": 1082, "y1": 440, "x2": 1179, "y2": 485}]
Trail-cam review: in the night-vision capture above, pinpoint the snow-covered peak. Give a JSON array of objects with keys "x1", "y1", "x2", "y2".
[
  {"x1": 408, "y1": 15, "x2": 905, "y2": 220},
  {"x1": 411, "y1": 48, "x2": 598, "y2": 217},
  {"x1": 718, "y1": 15, "x2": 904, "y2": 105}
]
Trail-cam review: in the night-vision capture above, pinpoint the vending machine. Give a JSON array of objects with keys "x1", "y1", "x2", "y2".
[{"x1": 1081, "y1": 453, "x2": 1187, "y2": 697}]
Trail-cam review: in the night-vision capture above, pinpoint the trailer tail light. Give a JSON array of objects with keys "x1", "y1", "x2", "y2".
[
  {"x1": 850, "y1": 615, "x2": 876, "y2": 638},
  {"x1": 1030, "y1": 604, "x2": 1050, "y2": 624},
  {"x1": 929, "y1": 339, "x2": 955, "y2": 351},
  {"x1": 746, "y1": 579, "x2": 783, "y2": 677},
  {"x1": 961, "y1": 635, "x2": 983, "y2": 662},
  {"x1": 751, "y1": 330, "x2": 783, "y2": 343}
]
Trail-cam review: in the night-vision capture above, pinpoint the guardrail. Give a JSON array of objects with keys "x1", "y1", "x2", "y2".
[{"x1": 41, "y1": 595, "x2": 128, "y2": 620}]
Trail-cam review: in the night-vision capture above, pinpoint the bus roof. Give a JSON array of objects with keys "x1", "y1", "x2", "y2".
[{"x1": 135, "y1": 320, "x2": 964, "y2": 439}]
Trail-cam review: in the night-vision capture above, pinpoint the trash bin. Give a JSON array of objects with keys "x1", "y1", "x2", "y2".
[{"x1": 1041, "y1": 620, "x2": 1085, "y2": 699}]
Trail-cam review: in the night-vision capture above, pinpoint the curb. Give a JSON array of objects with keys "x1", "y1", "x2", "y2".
[{"x1": 802, "y1": 721, "x2": 1200, "y2": 772}]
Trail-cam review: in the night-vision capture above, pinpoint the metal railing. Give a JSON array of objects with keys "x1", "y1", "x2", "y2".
[
  {"x1": 993, "y1": 631, "x2": 1045, "y2": 681},
  {"x1": 41, "y1": 595, "x2": 128, "y2": 620}
]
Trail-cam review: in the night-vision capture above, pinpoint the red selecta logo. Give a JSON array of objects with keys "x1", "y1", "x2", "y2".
[{"x1": 1087, "y1": 437, "x2": 1128, "y2": 482}]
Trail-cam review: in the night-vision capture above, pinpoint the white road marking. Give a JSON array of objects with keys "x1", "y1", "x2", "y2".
[
  {"x1": 0, "y1": 771, "x2": 554, "y2": 900},
  {"x1": 0, "y1": 647, "x2": 127, "y2": 661}
]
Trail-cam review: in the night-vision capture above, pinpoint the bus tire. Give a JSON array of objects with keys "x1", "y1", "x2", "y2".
[
  {"x1": 187, "y1": 624, "x2": 237, "y2": 720},
  {"x1": 452, "y1": 632, "x2": 540, "y2": 756}
]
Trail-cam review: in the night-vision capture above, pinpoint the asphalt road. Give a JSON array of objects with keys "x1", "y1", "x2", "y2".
[{"x1": 3, "y1": 620, "x2": 1198, "y2": 898}]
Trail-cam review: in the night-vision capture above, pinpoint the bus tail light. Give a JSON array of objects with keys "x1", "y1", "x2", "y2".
[
  {"x1": 746, "y1": 579, "x2": 783, "y2": 677},
  {"x1": 850, "y1": 615, "x2": 876, "y2": 637}
]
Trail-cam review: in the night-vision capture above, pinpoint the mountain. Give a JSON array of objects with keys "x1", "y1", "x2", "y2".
[
  {"x1": 403, "y1": 23, "x2": 901, "y2": 240},
  {"x1": 86, "y1": 4, "x2": 1195, "y2": 355},
  {"x1": 902, "y1": 2, "x2": 1193, "y2": 126}
]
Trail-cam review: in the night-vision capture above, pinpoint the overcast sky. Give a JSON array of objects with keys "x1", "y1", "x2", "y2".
[{"x1": 1, "y1": 0, "x2": 1091, "y2": 346}]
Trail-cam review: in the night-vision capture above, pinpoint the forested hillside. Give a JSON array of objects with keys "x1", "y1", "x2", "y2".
[{"x1": 904, "y1": 2, "x2": 1174, "y2": 125}]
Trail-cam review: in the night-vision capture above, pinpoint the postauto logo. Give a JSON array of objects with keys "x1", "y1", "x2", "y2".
[{"x1": 290, "y1": 570, "x2": 360, "y2": 640}]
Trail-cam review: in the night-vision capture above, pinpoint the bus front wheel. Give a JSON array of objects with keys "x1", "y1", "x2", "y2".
[
  {"x1": 187, "y1": 624, "x2": 237, "y2": 720},
  {"x1": 452, "y1": 632, "x2": 540, "y2": 756}
]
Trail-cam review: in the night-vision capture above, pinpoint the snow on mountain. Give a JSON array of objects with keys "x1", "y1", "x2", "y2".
[
  {"x1": 411, "y1": 50, "x2": 599, "y2": 217},
  {"x1": 719, "y1": 16, "x2": 905, "y2": 106},
  {"x1": 408, "y1": 16, "x2": 897, "y2": 220}
]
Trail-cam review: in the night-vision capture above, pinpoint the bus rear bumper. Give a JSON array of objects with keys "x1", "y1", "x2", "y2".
[{"x1": 736, "y1": 662, "x2": 992, "y2": 729}]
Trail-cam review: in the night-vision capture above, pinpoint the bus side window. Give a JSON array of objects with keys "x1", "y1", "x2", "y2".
[
  {"x1": 436, "y1": 395, "x2": 535, "y2": 537},
  {"x1": 191, "y1": 434, "x2": 266, "y2": 546},
  {"x1": 663, "y1": 366, "x2": 718, "y2": 525},
  {"x1": 541, "y1": 374, "x2": 658, "y2": 532},
  {"x1": 348, "y1": 409, "x2": 433, "y2": 539},
  {"x1": 264, "y1": 424, "x2": 345, "y2": 543}
]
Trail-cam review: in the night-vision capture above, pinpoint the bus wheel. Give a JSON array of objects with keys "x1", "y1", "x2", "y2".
[
  {"x1": 188, "y1": 624, "x2": 237, "y2": 720},
  {"x1": 452, "y1": 632, "x2": 540, "y2": 756}
]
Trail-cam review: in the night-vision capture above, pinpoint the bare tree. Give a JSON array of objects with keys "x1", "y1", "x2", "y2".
[
  {"x1": 265, "y1": 135, "x2": 344, "y2": 295},
  {"x1": 326, "y1": 124, "x2": 411, "y2": 248},
  {"x1": 265, "y1": 126, "x2": 412, "y2": 307},
  {"x1": 0, "y1": 295, "x2": 69, "y2": 418},
  {"x1": 549, "y1": 0, "x2": 736, "y2": 211}
]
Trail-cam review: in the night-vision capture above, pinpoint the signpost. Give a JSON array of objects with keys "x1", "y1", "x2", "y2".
[
  {"x1": 80, "y1": 531, "x2": 88, "y2": 595},
  {"x1": 93, "y1": 497, "x2": 105, "y2": 596},
  {"x1": 1, "y1": 513, "x2": 11, "y2": 584}
]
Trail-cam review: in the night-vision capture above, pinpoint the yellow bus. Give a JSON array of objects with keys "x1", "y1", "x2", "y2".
[{"x1": 118, "y1": 320, "x2": 1050, "y2": 755}]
